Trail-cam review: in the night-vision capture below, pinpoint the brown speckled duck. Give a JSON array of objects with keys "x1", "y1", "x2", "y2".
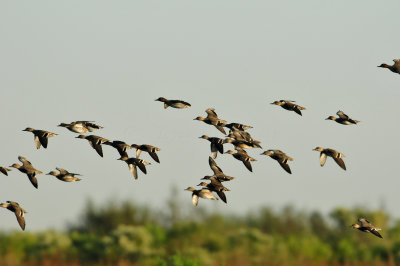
[
  {"x1": 378, "y1": 59, "x2": 400, "y2": 75},
  {"x1": 199, "y1": 135, "x2": 225, "y2": 158},
  {"x1": 9, "y1": 156, "x2": 43, "y2": 189},
  {"x1": 352, "y1": 218, "x2": 382, "y2": 238},
  {"x1": 23, "y1": 127, "x2": 57, "y2": 149},
  {"x1": 47, "y1": 168, "x2": 82, "y2": 182},
  {"x1": 0, "y1": 201, "x2": 27, "y2": 230},
  {"x1": 326, "y1": 110, "x2": 359, "y2": 125},
  {"x1": 58, "y1": 121, "x2": 103, "y2": 133},
  {"x1": 104, "y1": 140, "x2": 133, "y2": 158},
  {"x1": 225, "y1": 149, "x2": 256, "y2": 172},
  {"x1": 155, "y1": 97, "x2": 191, "y2": 109},
  {"x1": 261, "y1": 150, "x2": 293, "y2": 174},
  {"x1": 131, "y1": 144, "x2": 161, "y2": 163},
  {"x1": 118, "y1": 156, "x2": 151, "y2": 179},
  {"x1": 184, "y1": 187, "x2": 218, "y2": 206},
  {"x1": 194, "y1": 108, "x2": 227, "y2": 135},
  {"x1": 76, "y1": 135, "x2": 109, "y2": 157},
  {"x1": 198, "y1": 181, "x2": 229, "y2": 204},
  {"x1": 313, "y1": 147, "x2": 346, "y2": 170},
  {"x1": 271, "y1": 100, "x2": 306, "y2": 116}
]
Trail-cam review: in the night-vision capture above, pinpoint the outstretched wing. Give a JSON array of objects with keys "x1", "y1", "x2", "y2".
[
  {"x1": 93, "y1": 143, "x2": 104, "y2": 157},
  {"x1": 319, "y1": 153, "x2": 327, "y2": 166},
  {"x1": 336, "y1": 110, "x2": 349, "y2": 120},
  {"x1": 38, "y1": 133, "x2": 48, "y2": 149},
  {"x1": 358, "y1": 218, "x2": 372, "y2": 227},
  {"x1": 205, "y1": 108, "x2": 218, "y2": 118},
  {"x1": 149, "y1": 152, "x2": 160, "y2": 163},
  {"x1": 18, "y1": 156, "x2": 33, "y2": 167},
  {"x1": 214, "y1": 125, "x2": 226, "y2": 135},
  {"x1": 243, "y1": 160, "x2": 253, "y2": 172},
  {"x1": 136, "y1": 162, "x2": 147, "y2": 174},
  {"x1": 333, "y1": 157, "x2": 346, "y2": 170},
  {"x1": 216, "y1": 191, "x2": 227, "y2": 204},
  {"x1": 209, "y1": 157, "x2": 223, "y2": 175},
  {"x1": 293, "y1": 108, "x2": 302, "y2": 116},
  {"x1": 278, "y1": 160, "x2": 292, "y2": 174},
  {"x1": 27, "y1": 174, "x2": 38, "y2": 189},
  {"x1": 14, "y1": 208, "x2": 26, "y2": 230},
  {"x1": 34, "y1": 136, "x2": 42, "y2": 149},
  {"x1": 210, "y1": 143, "x2": 218, "y2": 159},
  {"x1": 56, "y1": 168, "x2": 69, "y2": 175},
  {"x1": 192, "y1": 193, "x2": 199, "y2": 206},
  {"x1": 370, "y1": 229, "x2": 383, "y2": 238},
  {"x1": 128, "y1": 164, "x2": 138, "y2": 179}
]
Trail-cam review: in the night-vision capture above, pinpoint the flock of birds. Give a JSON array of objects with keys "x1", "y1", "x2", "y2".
[{"x1": 1, "y1": 59, "x2": 398, "y2": 238}]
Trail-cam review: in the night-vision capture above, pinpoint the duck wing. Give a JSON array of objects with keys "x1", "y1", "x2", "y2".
[
  {"x1": 191, "y1": 193, "x2": 199, "y2": 206},
  {"x1": 148, "y1": 151, "x2": 160, "y2": 163},
  {"x1": 92, "y1": 143, "x2": 104, "y2": 157},
  {"x1": 18, "y1": 156, "x2": 33, "y2": 167},
  {"x1": 293, "y1": 108, "x2": 302, "y2": 116},
  {"x1": 242, "y1": 160, "x2": 253, "y2": 172},
  {"x1": 333, "y1": 157, "x2": 346, "y2": 170},
  {"x1": 370, "y1": 229, "x2": 383, "y2": 238},
  {"x1": 128, "y1": 163, "x2": 138, "y2": 179},
  {"x1": 0, "y1": 167, "x2": 9, "y2": 176},
  {"x1": 210, "y1": 143, "x2": 218, "y2": 159},
  {"x1": 34, "y1": 135, "x2": 42, "y2": 149},
  {"x1": 27, "y1": 173, "x2": 38, "y2": 189},
  {"x1": 216, "y1": 191, "x2": 227, "y2": 204},
  {"x1": 215, "y1": 142, "x2": 224, "y2": 154},
  {"x1": 205, "y1": 108, "x2": 218, "y2": 118},
  {"x1": 38, "y1": 132, "x2": 49, "y2": 149},
  {"x1": 278, "y1": 160, "x2": 292, "y2": 174},
  {"x1": 209, "y1": 157, "x2": 223, "y2": 175},
  {"x1": 56, "y1": 167, "x2": 69, "y2": 175},
  {"x1": 358, "y1": 218, "x2": 373, "y2": 227},
  {"x1": 319, "y1": 153, "x2": 327, "y2": 167},
  {"x1": 136, "y1": 162, "x2": 147, "y2": 174},
  {"x1": 214, "y1": 125, "x2": 227, "y2": 135},
  {"x1": 14, "y1": 208, "x2": 26, "y2": 230},
  {"x1": 336, "y1": 110, "x2": 349, "y2": 120}
]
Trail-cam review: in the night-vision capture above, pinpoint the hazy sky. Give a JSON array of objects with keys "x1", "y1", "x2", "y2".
[{"x1": 1, "y1": 1, "x2": 400, "y2": 231}]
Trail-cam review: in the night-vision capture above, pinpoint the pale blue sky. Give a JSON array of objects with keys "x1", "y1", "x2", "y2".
[{"x1": 1, "y1": 1, "x2": 400, "y2": 231}]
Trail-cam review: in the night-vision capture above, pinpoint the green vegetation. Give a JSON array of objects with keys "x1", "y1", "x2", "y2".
[{"x1": 1, "y1": 199, "x2": 399, "y2": 266}]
